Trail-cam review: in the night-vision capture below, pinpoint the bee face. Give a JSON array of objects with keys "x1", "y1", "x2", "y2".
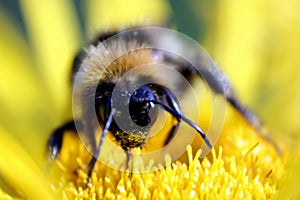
[{"x1": 129, "y1": 85, "x2": 155, "y2": 127}]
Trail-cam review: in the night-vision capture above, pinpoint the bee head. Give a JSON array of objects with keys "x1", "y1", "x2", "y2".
[{"x1": 129, "y1": 85, "x2": 155, "y2": 127}]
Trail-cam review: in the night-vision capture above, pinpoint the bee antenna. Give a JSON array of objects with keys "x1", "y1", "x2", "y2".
[{"x1": 150, "y1": 100, "x2": 213, "y2": 149}]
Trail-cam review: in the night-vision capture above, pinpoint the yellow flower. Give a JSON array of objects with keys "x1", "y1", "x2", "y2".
[
  {"x1": 0, "y1": 1, "x2": 298, "y2": 199},
  {"x1": 49, "y1": 116, "x2": 284, "y2": 199}
]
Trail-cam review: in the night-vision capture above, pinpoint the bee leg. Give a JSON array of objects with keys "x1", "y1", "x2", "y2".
[
  {"x1": 164, "y1": 123, "x2": 181, "y2": 146},
  {"x1": 48, "y1": 120, "x2": 83, "y2": 160},
  {"x1": 162, "y1": 88, "x2": 182, "y2": 146},
  {"x1": 151, "y1": 86, "x2": 212, "y2": 149},
  {"x1": 227, "y1": 97, "x2": 282, "y2": 155},
  {"x1": 227, "y1": 97, "x2": 262, "y2": 131},
  {"x1": 87, "y1": 109, "x2": 115, "y2": 179},
  {"x1": 125, "y1": 149, "x2": 133, "y2": 174}
]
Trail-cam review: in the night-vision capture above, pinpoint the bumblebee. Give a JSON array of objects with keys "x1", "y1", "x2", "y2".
[{"x1": 48, "y1": 27, "x2": 278, "y2": 178}]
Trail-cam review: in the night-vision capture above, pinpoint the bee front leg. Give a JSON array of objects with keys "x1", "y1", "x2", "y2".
[
  {"x1": 162, "y1": 88, "x2": 182, "y2": 146},
  {"x1": 124, "y1": 149, "x2": 134, "y2": 173},
  {"x1": 87, "y1": 108, "x2": 115, "y2": 178}
]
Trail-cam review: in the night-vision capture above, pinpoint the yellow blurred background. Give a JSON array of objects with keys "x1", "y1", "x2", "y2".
[{"x1": 0, "y1": 0, "x2": 300, "y2": 197}]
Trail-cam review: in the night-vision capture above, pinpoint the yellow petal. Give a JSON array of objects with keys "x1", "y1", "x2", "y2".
[
  {"x1": 86, "y1": 0, "x2": 171, "y2": 32},
  {"x1": 252, "y1": 1, "x2": 300, "y2": 135},
  {"x1": 0, "y1": 8, "x2": 53, "y2": 162},
  {"x1": 19, "y1": 0, "x2": 81, "y2": 114},
  {"x1": 0, "y1": 126, "x2": 55, "y2": 200},
  {"x1": 209, "y1": 1, "x2": 300, "y2": 135},
  {"x1": 212, "y1": 0, "x2": 262, "y2": 100}
]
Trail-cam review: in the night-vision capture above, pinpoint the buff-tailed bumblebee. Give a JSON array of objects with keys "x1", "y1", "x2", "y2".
[{"x1": 48, "y1": 27, "x2": 279, "y2": 178}]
